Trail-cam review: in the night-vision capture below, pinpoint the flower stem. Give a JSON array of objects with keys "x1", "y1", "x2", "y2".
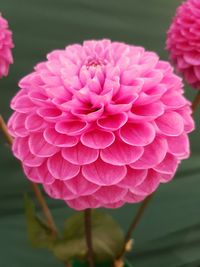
[
  {"x1": 84, "y1": 209, "x2": 95, "y2": 267},
  {"x1": 117, "y1": 194, "x2": 153, "y2": 260},
  {"x1": 192, "y1": 91, "x2": 200, "y2": 112},
  {"x1": 0, "y1": 114, "x2": 58, "y2": 237},
  {"x1": 30, "y1": 182, "x2": 58, "y2": 237},
  {"x1": 117, "y1": 90, "x2": 200, "y2": 261}
]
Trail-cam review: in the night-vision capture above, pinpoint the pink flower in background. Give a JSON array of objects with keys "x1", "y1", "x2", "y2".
[
  {"x1": 0, "y1": 14, "x2": 14, "y2": 78},
  {"x1": 8, "y1": 39, "x2": 194, "y2": 210},
  {"x1": 166, "y1": 0, "x2": 200, "y2": 89}
]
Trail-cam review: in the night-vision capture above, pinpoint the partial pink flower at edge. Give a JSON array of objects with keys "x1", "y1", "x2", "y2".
[
  {"x1": 8, "y1": 39, "x2": 195, "y2": 210},
  {"x1": 0, "y1": 14, "x2": 14, "y2": 78},
  {"x1": 166, "y1": 0, "x2": 200, "y2": 89}
]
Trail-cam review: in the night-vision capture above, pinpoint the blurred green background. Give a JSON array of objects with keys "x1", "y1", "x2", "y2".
[{"x1": 1, "y1": 0, "x2": 200, "y2": 266}]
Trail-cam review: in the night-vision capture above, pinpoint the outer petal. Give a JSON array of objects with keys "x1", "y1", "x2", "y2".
[
  {"x1": 130, "y1": 137, "x2": 168, "y2": 169},
  {"x1": 44, "y1": 180, "x2": 76, "y2": 200},
  {"x1": 55, "y1": 120, "x2": 88, "y2": 136},
  {"x1": 119, "y1": 122, "x2": 155, "y2": 146},
  {"x1": 118, "y1": 167, "x2": 147, "y2": 188},
  {"x1": 66, "y1": 196, "x2": 101, "y2": 210},
  {"x1": 82, "y1": 158, "x2": 127, "y2": 186},
  {"x1": 44, "y1": 128, "x2": 78, "y2": 147},
  {"x1": 81, "y1": 129, "x2": 115, "y2": 149},
  {"x1": 100, "y1": 140, "x2": 143, "y2": 165},
  {"x1": 153, "y1": 153, "x2": 178, "y2": 174},
  {"x1": 29, "y1": 133, "x2": 59, "y2": 157},
  {"x1": 12, "y1": 137, "x2": 44, "y2": 167},
  {"x1": 66, "y1": 173, "x2": 100, "y2": 196},
  {"x1": 132, "y1": 169, "x2": 161, "y2": 195},
  {"x1": 155, "y1": 111, "x2": 184, "y2": 136},
  {"x1": 47, "y1": 153, "x2": 80, "y2": 180},
  {"x1": 97, "y1": 113, "x2": 128, "y2": 130},
  {"x1": 62, "y1": 142, "x2": 99, "y2": 165},
  {"x1": 93, "y1": 186, "x2": 127, "y2": 204},
  {"x1": 167, "y1": 133, "x2": 190, "y2": 158}
]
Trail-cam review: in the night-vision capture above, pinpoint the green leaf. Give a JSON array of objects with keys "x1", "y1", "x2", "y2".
[
  {"x1": 52, "y1": 210, "x2": 124, "y2": 262},
  {"x1": 24, "y1": 194, "x2": 55, "y2": 249}
]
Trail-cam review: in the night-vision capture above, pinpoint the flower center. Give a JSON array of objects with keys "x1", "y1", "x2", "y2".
[{"x1": 85, "y1": 57, "x2": 106, "y2": 68}]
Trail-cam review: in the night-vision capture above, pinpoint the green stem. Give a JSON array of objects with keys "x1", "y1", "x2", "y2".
[{"x1": 84, "y1": 209, "x2": 95, "y2": 267}]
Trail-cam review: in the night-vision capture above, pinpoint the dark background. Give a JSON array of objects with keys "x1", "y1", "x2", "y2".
[{"x1": 1, "y1": 0, "x2": 200, "y2": 266}]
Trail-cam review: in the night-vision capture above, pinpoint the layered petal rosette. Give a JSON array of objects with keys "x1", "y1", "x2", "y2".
[
  {"x1": 0, "y1": 14, "x2": 14, "y2": 78},
  {"x1": 8, "y1": 39, "x2": 194, "y2": 210},
  {"x1": 166, "y1": 0, "x2": 200, "y2": 89}
]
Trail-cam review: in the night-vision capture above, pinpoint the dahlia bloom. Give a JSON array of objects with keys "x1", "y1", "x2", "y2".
[
  {"x1": 8, "y1": 39, "x2": 194, "y2": 210},
  {"x1": 166, "y1": 0, "x2": 200, "y2": 89},
  {"x1": 0, "y1": 14, "x2": 14, "y2": 78}
]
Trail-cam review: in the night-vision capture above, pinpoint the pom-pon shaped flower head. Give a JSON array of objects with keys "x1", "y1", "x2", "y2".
[
  {"x1": 166, "y1": 0, "x2": 200, "y2": 89},
  {"x1": 0, "y1": 13, "x2": 14, "y2": 78},
  {"x1": 8, "y1": 39, "x2": 194, "y2": 210}
]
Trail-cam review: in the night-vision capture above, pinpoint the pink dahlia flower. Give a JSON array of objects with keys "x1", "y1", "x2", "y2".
[
  {"x1": 8, "y1": 39, "x2": 194, "y2": 210},
  {"x1": 0, "y1": 14, "x2": 14, "y2": 78},
  {"x1": 166, "y1": 0, "x2": 200, "y2": 89}
]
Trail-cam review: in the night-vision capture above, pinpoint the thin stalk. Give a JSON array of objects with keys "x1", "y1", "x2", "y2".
[
  {"x1": 117, "y1": 194, "x2": 153, "y2": 259},
  {"x1": 84, "y1": 209, "x2": 95, "y2": 267},
  {"x1": 117, "y1": 90, "x2": 200, "y2": 260},
  {"x1": 0, "y1": 115, "x2": 58, "y2": 237},
  {"x1": 31, "y1": 183, "x2": 58, "y2": 237},
  {"x1": 192, "y1": 91, "x2": 200, "y2": 112}
]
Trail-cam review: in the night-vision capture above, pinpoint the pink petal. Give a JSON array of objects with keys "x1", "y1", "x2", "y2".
[
  {"x1": 62, "y1": 142, "x2": 99, "y2": 165},
  {"x1": 142, "y1": 70, "x2": 163, "y2": 90},
  {"x1": 28, "y1": 90, "x2": 49, "y2": 105},
  {"x1": 132, "y1": 169, "x2": 161, "y2": 195},
  {"x1": 103, "y1": 201, "x2": 125, "y2": 209},
  {"x1": 66, "y1": 196, "x2": 101, "y2": 210},
  {"x1": 11, "y1": 95, "x2": 36, "y2": 113},
  {"x1": 47, "y1": 152, "x2": 80, "y2": 180},
  {"x1": 81, "y1": 129, "x2": 115, "y2": 149},
  {"x1": 119, "y1": 122, "x2": 155, "y2": 146},
  {"x1": 8, "y1": 113, "x2": 29, "y2": 137},
  {"x1": 130, "y1": 137, "x2": 168, "y2": 169},
  {"x1": 118, "y1": 167, "x2": 147, "y2": 188},
  {"x1": 55, "y1": 120, "x2": 88, "y2": 136},
  {"x1": 167, "y1": 133, "x2": 189, "y2": 158},
  {"x1": 97, "y1": 113, "x2": 128, "y2": 131},
  {"x1": 29, "y1": 133, "x2": 59, "y2": 157},
  {"x1": 177, "y1": 107, "x2": 195, "y2": 133},
  {"x1": 100, "y1": 140, "x2": 143, "y2": 165},
  {"x1": 66, "y1": 173, "x2": 100, "y2": 196},
  {"x1": 123, "y1": 191, "x2": 146, "y2": 203},
  {"x1": 156, "y1": 111, "x2": 184, "y2": 136},
  {"x1": 184, "y1": 51, "x2": 200, "y2": 66},
  {"x1": 25, "y1": 113, "x2": 46, "y2": 131},
  {"x1": 44, "y1": 128, "x2": 78, "y2": 147},
  {"x1": 159, "y1": 173, "x2": 175, "y2": 183},
  {"x1": 131, "y1": 102, "x2": 164, "y2": 118},
  {"x1": 93, "y1": 186, "x2": 127, "y2": 204},
  {"x1": 82, "y1": 158, "x2": 127, "y2": 186},
  {"x1": 37, "y1": 162, "x2": 55, "y2": 184},
  {"x1": 23, "y1": 165, "x2": 41, "y2": 183},
  {"x1": 153, "y1": 153, "x2": 178, "y2": 174},
  {"x1": 13, "y1": 137, "x2": 44, "y2": 167},
  {"x1": 161, "y1": 93, "x2": 187, "y2": 109},
  {"x1": 37, "y1": 107, "x2": 63, "y2": 122},
  {"x1": 71, "y1": 105, "x2": 104, "y2": 122},
  {"x1": 44, "y1": 180, "x2": 76, "y2": 200}
]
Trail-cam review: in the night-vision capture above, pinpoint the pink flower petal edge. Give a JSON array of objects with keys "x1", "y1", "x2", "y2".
[
  {"x1": 166, "y1": 0, "x2": 200, "y2": 89},
  {"x1": 0, "y1": 14, "x2": 14, "y2": 78}
]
